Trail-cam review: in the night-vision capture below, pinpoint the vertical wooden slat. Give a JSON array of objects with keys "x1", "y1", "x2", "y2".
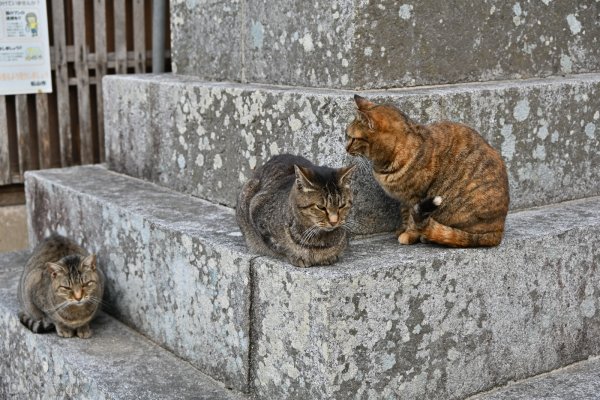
[
  {"x1": 114, "y1": 0, "x2": 127, "y2": 74},
  {"x1": 0, "y1": 96, "x2": 10, "y2": 185},
  {"x1": 94, "y1": 0, "x2": 107, "y2": 161},
  {"x1": 72, "y1": 0, "x2": 94, "y2": 164},
  {"x1": 52, "y1": 0, "x2": 72, "y2": 166},
  {"x1": 133, "y1": 0, "x2": 146, "y2": 73},
  {"x1": 35, "y1": 94, "x2": 51, "y2": 169},
  {"x1": 15, "y1": 95, "x2": 31, "y2": 179}
]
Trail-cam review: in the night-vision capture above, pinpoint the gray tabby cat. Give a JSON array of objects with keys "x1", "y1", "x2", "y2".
[
  {"x1": 236, "y1": 154, "x2": 356, "y2": 267},
  {"x1": 18, "y1": 234, "x2": 105, "y2": 338}
]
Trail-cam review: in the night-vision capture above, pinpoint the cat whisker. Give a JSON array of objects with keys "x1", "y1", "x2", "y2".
[{"x1": 43, "y1": 302, "x2": 69, "y2": 314}]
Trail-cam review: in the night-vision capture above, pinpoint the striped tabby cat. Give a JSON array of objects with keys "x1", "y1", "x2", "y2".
[
  {"x1": 236, "y1": 154, "x2": 356, "y2": 267},
  {"x1": 346, "y1": 95, "x2": 510, "y2": 247},
  {"x1": 18, "y1": 234, "x2": 105, "y2": 338}
]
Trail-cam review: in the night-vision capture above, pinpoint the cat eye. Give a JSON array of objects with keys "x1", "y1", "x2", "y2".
[
  {"x1": 84, "y1": 281, "x2": 95, "y2": 287},
  {"x1": 315, "y1": 205, "x2": 326, "y2": 211},
  {"x1": 59, "y1": 286, "x2": 71, "y2": 291}
]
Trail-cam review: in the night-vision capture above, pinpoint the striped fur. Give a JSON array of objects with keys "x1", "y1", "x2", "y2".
[
  {"x1": 236, "y1": 154, "x2": 356, "y2": 267},
  {"x1": 17, "y1": 234, "x2": 105, "y2": 338},
  {"x1": 347, "y1": 95, "x2": 510, "y2": 248}
]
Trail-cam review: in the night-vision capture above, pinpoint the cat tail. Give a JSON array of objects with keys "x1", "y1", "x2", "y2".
[
  {"x1": 18, "y1": 311, "x2": 55, "y2": 333},
  {"x1": 423, "y1": 219, "x2": 504, "y2": 247}
]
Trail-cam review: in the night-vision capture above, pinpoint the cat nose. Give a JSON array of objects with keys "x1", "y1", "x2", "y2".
[
  {"x1": 329, "y1": 214, "x2": 339, "y2": 224},
  {"x1": 74, "y1": 289, "x2": 82, "y2": 301}
]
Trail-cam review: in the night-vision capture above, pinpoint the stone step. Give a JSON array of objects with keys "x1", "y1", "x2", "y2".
[
  {"x1": 25, "y1": 165, "x2": 253, "y2": 392},
  {"x1": 470, "y1": 356, "x2": 600, "y2": 400},
  {"x1": 104, "y1": 73, "x2": 600, "y2": 234},
  {"x1": 0, "y1": 251, "x2": 245, "y2": 400},
  {"x1": 251, "y1": 195, "x2": 600, "y2": 399},
  {"x1": 26, "y1": 165, "x2": 600, "y2": 399},
  {"x1": 171, "y1": 0, "x2": 599, "y2": 89}
]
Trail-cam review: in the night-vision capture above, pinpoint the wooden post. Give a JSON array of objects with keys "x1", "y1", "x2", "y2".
[
  {"x1": 94, "y1": 0, "x2": 107, "y2": 161},
  {"x1": 0, "y1": 96, "x2": 10, "y2": 185},
  {"x1": 114, "y1": 0, "x2": 127, "y2": 75},
  {"x1": 72, "y1": 0, "x2": 94, "y2": 164},
  {"x1": 35, "y1": 94, "x2": 51, "y2": 169},
  {"x1": 15, "y1": 95, "x2": 31, "y2": 179},
  {"x1": 52, "y1": 0, "x2": 73, "y2": 167},
  {"x1": 133, "y1": 0, "x2": 146, "y2": 74}
]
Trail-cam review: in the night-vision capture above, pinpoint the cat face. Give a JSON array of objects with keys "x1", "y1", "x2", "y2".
[
  {"x1": 47, "y1": 254, "x2": 100, "y2": 304},
  {"x1": 346, "y1": 95, "x2": 412, "y2": 159},
  {"x1": 293, "y1": 165, "x2": 356, "y2": 231}
]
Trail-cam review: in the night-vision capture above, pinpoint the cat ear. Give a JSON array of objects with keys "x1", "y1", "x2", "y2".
[
  {"x1": 337, "y1": 165, "x2": 357, "y2": 188},
  {"x1": 294, "y1": 165, "x2": 317, "y2": 192},
  {"x1": 81, "y1": 254, "x2": 97, "y2": 271},
  {"x1": 356, "y1": 110, "x2": 375, "y2": 130},
  {"x1": 46, "y1": 262, "x2": 65, "y2": 279},
  {"x1": 354, "y1": 94, "x2": 375, "y2": 110}
]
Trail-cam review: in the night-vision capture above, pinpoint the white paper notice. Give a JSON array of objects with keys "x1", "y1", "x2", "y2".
[{"x1": 0, "y1": 0, "x2": 52, "y2": 95}]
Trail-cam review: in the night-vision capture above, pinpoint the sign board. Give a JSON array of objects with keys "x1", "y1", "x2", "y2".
[{"x1": 0, "y1": 0, "x2": 52, "y2": 95}]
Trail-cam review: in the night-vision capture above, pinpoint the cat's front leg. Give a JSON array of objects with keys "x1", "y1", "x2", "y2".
[
  {"x1": 289, "y1": 256, "x2": 311, "y2": 268},
  {"x1": 76, "y1": 324, "x2": 93, "y2": 339},
  {"x1": 395, "y1": 204, "x2": 411, "y2": 237},
  {"x1": 55, "y1": 323, "x2": 75, "y2": 338}
]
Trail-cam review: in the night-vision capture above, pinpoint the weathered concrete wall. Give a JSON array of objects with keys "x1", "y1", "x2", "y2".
[
  {"x1": 104, "y1": 74, "x2": 600, "y2": 235},
  {"x1": 0, "y1": 252, "x2": 243, "y2": 400},
  {"x1": 171, "y1": 0, "x2": 600, "y2": 89},
  {"x1": 251, "y1": 197, "x2": 600, "y2": 399},
  {"x1": 25, "y1": 166, "x2": 253, "y2": 392}
]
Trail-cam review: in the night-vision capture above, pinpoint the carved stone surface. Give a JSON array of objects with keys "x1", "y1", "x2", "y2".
[
  {"x1": 0, "y1": 251, "x2": 244, "y2": 400},
  {"x1": 25, "y1": 166, "x2": 253, "y2": 392},
  {"x1": 251, "y1": 196, "x2": 600, "y2": 399},
  {"x1": 104, "y1": 74, "x2": 600, "y2": 234},
  {"x1": 171, "y1": 0, "x2": 600, "y2": 89}
]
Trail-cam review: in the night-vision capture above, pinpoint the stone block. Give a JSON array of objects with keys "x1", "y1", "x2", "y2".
[
  {"x1": 0, "y1": 251, "x2": 244, "y2": 400},
  {"x1": 172, "y1": 0, "x2": 600, "y2": 89},
  {"x1": 104, "y1": 74, "x2": 600, "y2": 234},
  {"x1": 25, "y1": 166, "x2": 252, "y2": 392},
  {"x1": 171, "y1": 0, "x2": 243, "y2": 83},
  {"x1": 473, "y1": 357, "x2": 600, "y2": 400},
  {"x1": 251, "y1": 196, "x2": 600, "y2": 399}
]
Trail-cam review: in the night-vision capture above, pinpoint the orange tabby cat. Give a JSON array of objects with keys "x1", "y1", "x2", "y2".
[{"x1": 346, "y1": 95, "x2": 510, "y2": 247}]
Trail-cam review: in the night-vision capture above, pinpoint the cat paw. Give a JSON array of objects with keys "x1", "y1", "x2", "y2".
[
  {"x1": 398, "y1": 231, "x2": 420, "y2": 245},
  {"x1": 76, "y1": 326, "x2": 92, "y2": 339},
  {"x1": 290, "y1": 258, "x2": 311, "y2": 268},
  {"x1": 56, "y1": 327, "x2": 75, "y2": 338},
  {"x1": 321, "y1": 255, "x2": 339, "y2": 265}
]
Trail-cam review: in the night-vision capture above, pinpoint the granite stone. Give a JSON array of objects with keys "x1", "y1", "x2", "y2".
[
  {"x1": 24, "y1": 166, "x2": 253, "y2": 392},
  {"x1": 23, "y1": 165, "x2": 600, "y2": 399},
  {"x1": 172, "y1": 0, "x2": 600, "y2": 89},
  {"x1": 0, "y1": 251, "x2": 245, "y2": 400},
  {"x1": 250, "y1": 196, "x2": 600, "y2": 399},
  {"x1": 472, "y1": 356, "x2": 600, "y2": 400},
  {"x1": 104, "y1": 74, "x2": 600, "y2": 234}
]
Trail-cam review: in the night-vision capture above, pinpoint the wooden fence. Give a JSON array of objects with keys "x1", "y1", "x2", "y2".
[{"x1": 0, "y1": 0, "x2": 170, "y2": 186}]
